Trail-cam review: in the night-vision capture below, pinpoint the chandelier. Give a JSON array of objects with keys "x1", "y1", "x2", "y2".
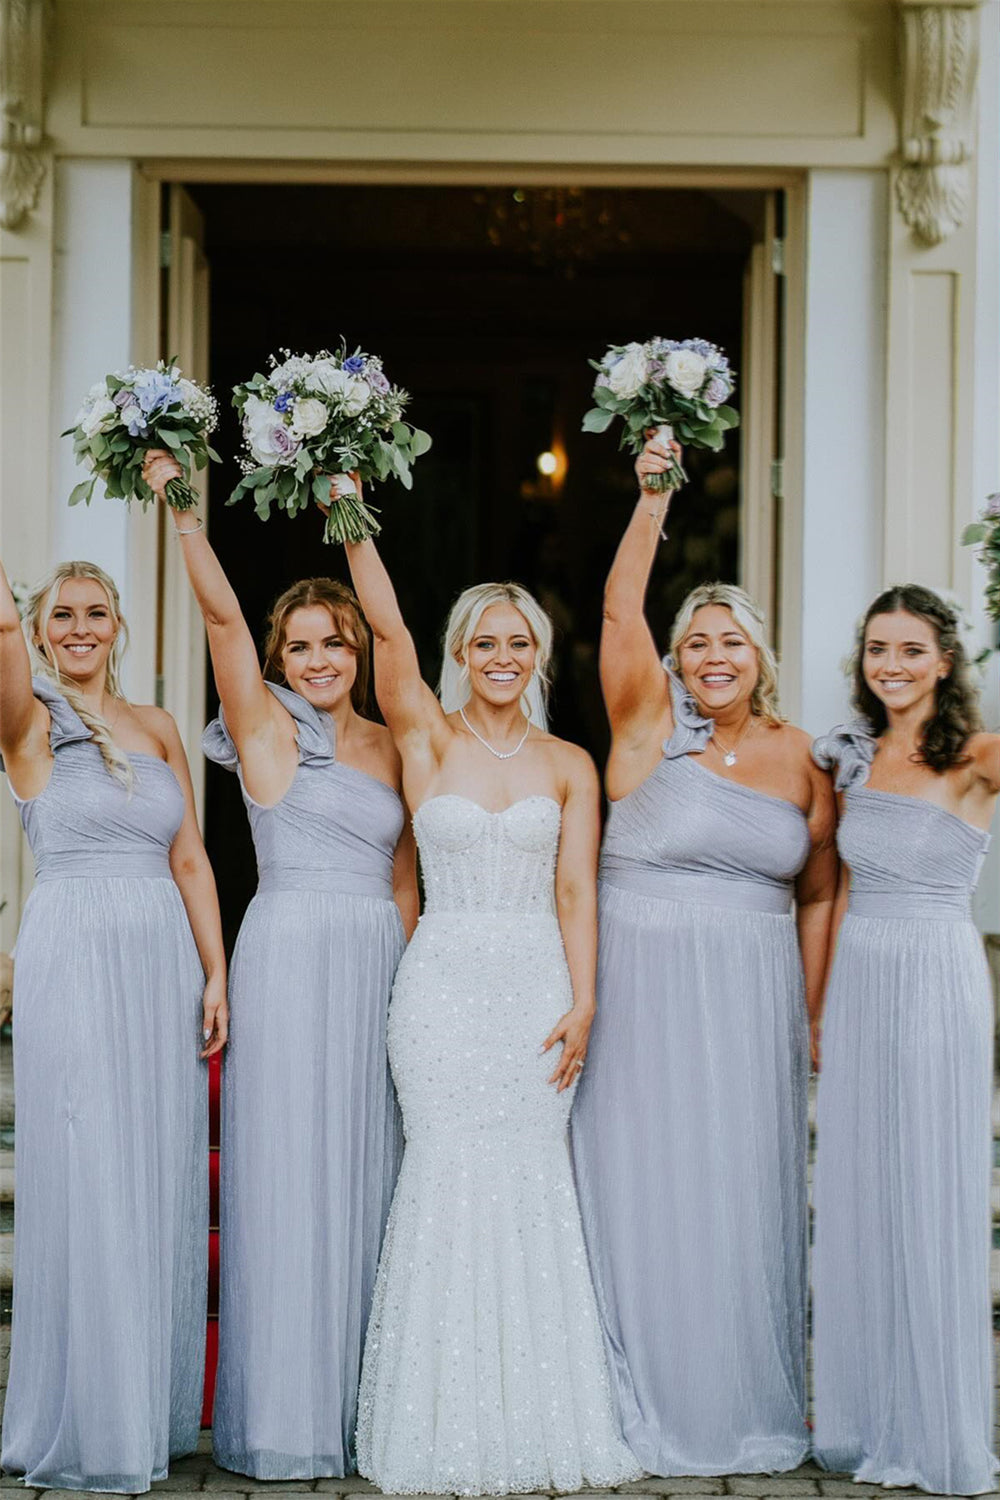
[{"x1": 474, "y1": 187, "x2": 632, "y2": 268}]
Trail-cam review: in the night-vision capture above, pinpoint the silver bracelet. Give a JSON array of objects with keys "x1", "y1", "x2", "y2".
[
  {"x1": 172, "y1": 518, "x2": 205, "y2": 537},
  {"x1": 647, "y1": 510, "x2": 669, "y2": 542}
]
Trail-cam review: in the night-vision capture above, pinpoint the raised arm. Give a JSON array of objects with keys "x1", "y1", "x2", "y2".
[
  {"x1": 600, "y1": 433, "x2": 680, "y2": 741},
  {"x1": 341, "y1": 487, "x2": 445, "y2": 751},
  {"x1": 0, "y1": 558, "x2": 49, "y2": 785},
  {"x1": 542, "y1": 746, "x2": 601, "y2": 1092},
  {"x1": 143, "y1": 451, "x2": 278, "y2": 751}
]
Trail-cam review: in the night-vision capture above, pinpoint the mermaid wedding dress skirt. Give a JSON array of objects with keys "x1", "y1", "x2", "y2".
[{"x1": 356, "y1": 793, "x2": 640, "y2": 1495}]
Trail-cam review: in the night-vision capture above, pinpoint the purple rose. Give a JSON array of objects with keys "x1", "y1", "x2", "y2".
[
  {"x1": 986, "y1": 493, "x2": 1000, "y2": 518},
  {"x1": 343, "y1": 355, "x2": 366, "y2": 374},
  {"x1": 705, "y1": 375, "x2": 730, "y2": 407},
  {"x1": 367, "y1": 369, "x2": 390, "y2": 395}
]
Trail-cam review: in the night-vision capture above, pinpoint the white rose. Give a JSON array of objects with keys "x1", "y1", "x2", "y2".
[
  {"x1": 307, "y1": 361, "x2": 348, "y2": 399},
  {"x1": 606, "y1": 342, "x2": 649, "y2": 400},
  {"x1": 77, "y1": 396, "x2": 117, "y2": 437},
  {"x1": 290, "y1": 397, "x2": 329, "y2": 439},
  {"x1": 663, "y1": 349, "x2": 708, "y2": 398},
  {"x1": 118, "y1": 402, "x2": 145, "y2": 433},
  {"x1": 341, "y1": 377, "x2": 370, "y2": 417},
  {"x1": 177, "y1": 377, "x2": 199, "y2": 407},
  {"x1": 243, "y1": 395, "x2": 276, "y2": 440},
  {"x1": 243, "y1": 397, "x2": 300, "y2": 466}
]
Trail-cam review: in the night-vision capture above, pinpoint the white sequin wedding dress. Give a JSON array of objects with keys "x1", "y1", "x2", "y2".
[{"x1": 355, "y1": 793, "x2": 640, "y2": 1495}]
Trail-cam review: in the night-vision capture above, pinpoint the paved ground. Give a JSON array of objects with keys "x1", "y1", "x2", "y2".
[{"x1": 2, "y1": 1323, "x2": 995, "y2": 1500}]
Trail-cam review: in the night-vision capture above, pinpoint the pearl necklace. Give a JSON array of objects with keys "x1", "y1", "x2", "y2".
[{"x1": 459, "y1": 705, "x2": 530, "y2": 760}]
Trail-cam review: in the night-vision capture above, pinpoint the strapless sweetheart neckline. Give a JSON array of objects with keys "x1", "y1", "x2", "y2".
[{"x1": 415, "y1": 792, "x2": 561, "y2": 819}]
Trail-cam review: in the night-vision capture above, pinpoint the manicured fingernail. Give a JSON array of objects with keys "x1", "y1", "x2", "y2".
[{"x1": 203, "y1": 1029, "x2": 212, "y2": 1041}]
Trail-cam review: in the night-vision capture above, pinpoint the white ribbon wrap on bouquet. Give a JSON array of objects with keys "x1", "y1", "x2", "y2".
[{"x1": 329, "y1": 473, "x2": 357, "y2": 501}]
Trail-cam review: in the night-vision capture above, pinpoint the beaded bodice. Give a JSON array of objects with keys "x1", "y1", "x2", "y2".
[{"x1": 414, "y1": 794, "x2": 561, "y2": 915}]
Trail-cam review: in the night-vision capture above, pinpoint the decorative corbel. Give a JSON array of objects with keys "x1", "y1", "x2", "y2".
[
  {"x1": 1, "y1": 0, "x2": 51, "y2": 232},
  {"x1": 896, "y1": 1, "x2": 981, "y2": 246}
]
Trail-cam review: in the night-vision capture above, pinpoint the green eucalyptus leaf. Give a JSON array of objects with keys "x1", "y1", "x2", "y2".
[{"x1": 582, "y1": 407, "x2": 615, "y2": 434}]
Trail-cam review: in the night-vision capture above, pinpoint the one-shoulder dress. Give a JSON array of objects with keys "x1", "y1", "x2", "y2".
[
  {"x1": 356, "y1": 794, "x2": 641, "y2": 1496},
  {"x1": 571, "y1": 665, "x2": 813, "y2": 1475},
  {"x1": 204, "y1": 683, "x2": 405, "y2": 1480},
  {"x1": 811, "y1": 723, "x2": 998, "y2": 1496},
  {"x1": 1, "y1": 678, "x2": 207, "y2": 1493}
]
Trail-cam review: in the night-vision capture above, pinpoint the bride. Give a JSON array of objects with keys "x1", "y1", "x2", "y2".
[{"x1": 339, "y1": 494, "x2": 640, "y2": 1495}]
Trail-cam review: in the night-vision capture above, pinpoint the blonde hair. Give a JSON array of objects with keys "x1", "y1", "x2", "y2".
[
  {"x1": 263, "y1": 577, "x2": 372, "y2": 715},
  {"x1": 439, "y1": 582, "x2": 553, "y2": 729},
  {"x1": 24, "y1": 561, "x2": 133, "y2": 786},
  {"x1": 669, "y1": 581, "x2": 783, "y2": 726}
]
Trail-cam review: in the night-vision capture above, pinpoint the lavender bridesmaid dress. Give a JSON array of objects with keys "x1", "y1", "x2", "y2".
[
  {"x1": 1, "y1": 678, "x2": 207, "y2": 1493},
  {"x1": 811, "y1": 723, "x2": 998, "y2": 1496},
  {"x1": 204, "y1": 683, "x2": 405, "y2": 1479},
  {"x1": 571, "y1": 664, "x2": 812, "y2": 1476}
]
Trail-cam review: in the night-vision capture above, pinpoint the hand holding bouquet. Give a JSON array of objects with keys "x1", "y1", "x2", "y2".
[
  {"x1": 582, "y1": 337, "x2": 739, "y2": 492},
  {"x1": 64, "y1": 361, "x2": 219, "y2": 511},
  {"x1": 229, "y1": 345, "x2": 432, "y2": 545}
]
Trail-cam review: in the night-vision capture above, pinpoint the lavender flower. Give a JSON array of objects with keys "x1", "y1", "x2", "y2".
[
  {"x1": 986, "y1": 492, "x2": 1000, "y2": 518},
  {"x1": 705, "y1": 375, "x2": 731, "y2": 407}
]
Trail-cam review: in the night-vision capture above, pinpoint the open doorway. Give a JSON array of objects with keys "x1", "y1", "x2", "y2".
[{"x1": 179, "y1": 181, "x2": 778, "y2": 944}]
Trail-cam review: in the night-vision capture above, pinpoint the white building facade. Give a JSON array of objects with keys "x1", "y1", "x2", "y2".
[{"x1": 1, "y1": 0, "x2": 998, "y2": 943}]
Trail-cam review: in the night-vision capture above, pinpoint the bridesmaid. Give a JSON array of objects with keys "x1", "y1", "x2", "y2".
[
  {"x1": 143, "y1": 451, "x2": 417, "y2": 1479},
  {"x1": 0, "y1": 558, "x2": 225, "y2": 1493},
  {"x1": 571, "y1": 431, "x2": 837, "y2": 1475},
  {"x1": 811, "y1": 584, "x2": 1000, "y2": 1496}
]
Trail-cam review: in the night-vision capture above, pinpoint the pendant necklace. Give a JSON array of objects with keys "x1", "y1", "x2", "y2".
[
  {"x1": 460, "y1": 705, "x2": 530, "y2": 760},
  {"x1": 712, "y1": 714, "x2": 754, "y2": 768}
]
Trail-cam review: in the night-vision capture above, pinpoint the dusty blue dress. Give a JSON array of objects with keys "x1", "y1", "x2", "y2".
[
  {"x1": 811, "y1": 723, "x2": 998, "y2": 1496},
  {"x1": 204, "y1": 683, "x2": 405, "y2": 1479},
  {"x1": 1, "y1": 678, "x2": 207, "y2": 1494},
  {"x1": 572, "y1": 665, "x2": 813, "y2": 1475}
]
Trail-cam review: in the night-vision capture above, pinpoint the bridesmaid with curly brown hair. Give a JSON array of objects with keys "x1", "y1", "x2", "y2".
[{"x1": 812, "y1": 584, "x2": 1000, "y2": 1496}]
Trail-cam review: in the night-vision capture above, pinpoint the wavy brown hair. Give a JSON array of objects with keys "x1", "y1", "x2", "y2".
[
  {"x1": 853, "y1": 584, "x2": 982, "y2": 772},
  {"x1": 263, "y1": 578, "x2": 372, "y2": 716}
]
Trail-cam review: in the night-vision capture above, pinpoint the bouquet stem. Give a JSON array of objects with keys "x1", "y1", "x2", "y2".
[
  {"x1": 164, "y1": 476, "x2": 198, "y2": 511},
  {"x1": 322, "y1": 479, "x2": 383, "y2": 545}
]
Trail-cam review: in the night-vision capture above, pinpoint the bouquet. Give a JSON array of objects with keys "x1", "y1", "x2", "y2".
[
  {"x1": 229, "y1": 345, "x2": 432, "y2": 544},
  {"x1": 962, "y1": 494, "x2": 1000, "y2": 623},
  {"x1": 582, "y1": 337, "x2": 739, "y2": 492},
  {"x1": 64, "y1": 361, "x2": 219, "y2": 511}
]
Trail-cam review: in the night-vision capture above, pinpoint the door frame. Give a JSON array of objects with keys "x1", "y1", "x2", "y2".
[{"x1": 133, "y1": 160, "x2": 807, "y2": 801}]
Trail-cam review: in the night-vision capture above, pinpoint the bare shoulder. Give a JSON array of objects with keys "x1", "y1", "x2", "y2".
[
  {"x1": 544, "y1": 733, "x2": 600, "y2": 794},
  {"x1": 131, "y1": 701, "x2": 180, "y2": 749},
  {"x1": 966, "y1": 730, "x2": 1000, "y2": 784}
]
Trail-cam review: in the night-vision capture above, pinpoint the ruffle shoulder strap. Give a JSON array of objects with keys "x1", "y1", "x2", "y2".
[
  {"x1": 811, "y1": 718, "x2": 877, "y2": 792},
  {"x1": 202, "y1": 681, "x2": 336, "y2": 773},
  {"x1": 32, "y1": 675, "x2": 93, "y2": 752},
  {"x1": 0, "y1": 676, "x2": 93, "y2": 773},
  {"x1": 662, "y1": 660, "x2": 715, "y2": 759}
]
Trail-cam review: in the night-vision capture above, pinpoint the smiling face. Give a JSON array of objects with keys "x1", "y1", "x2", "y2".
[
  {"x1": 863, "y1": 609, "x2": 949, "y2": 715},
  {"x1": 40, "y1": 577, "x2": 118, "y2": 686},
  {"x1": 462, "y1": 602, "x2": 537, "y2": 712},
  {"x1": 676, "y1": 603, "x2": 759, "y2": 716},
  {"x1": 279, "y1": 604, "x2": 358, "y2": 711}
]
